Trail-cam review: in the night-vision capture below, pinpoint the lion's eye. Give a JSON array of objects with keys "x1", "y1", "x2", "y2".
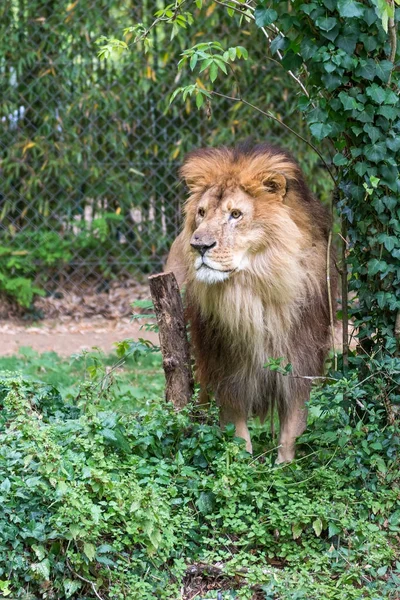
[
  {"x1": 230, "y1": 209, "x2": 242, "y2": 219},
  {"x1": 198, "y1": 207, "x2": 205, "y2": 217}
]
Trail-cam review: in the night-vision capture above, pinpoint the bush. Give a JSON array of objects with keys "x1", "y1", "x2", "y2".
[{"x1": 0, "y1": 363, "x2": 399, "y2": 599}]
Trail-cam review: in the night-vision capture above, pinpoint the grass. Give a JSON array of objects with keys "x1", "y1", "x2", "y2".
[
  {"x1": 0, "y1": 345, "x2": 165, "y2": 411},
  {"x1": 0, "y1": 346, "x2": 399, "y2": 600}
]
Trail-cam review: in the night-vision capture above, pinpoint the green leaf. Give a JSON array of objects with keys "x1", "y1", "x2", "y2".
[
  {"x1": 64, "y1": 580, "x2": 81, "y2": 598},
  {"x1": 338, "y1": 91, "x2": 358, "y2": 111},
  {"x1": 321, "y1": 73, "x2": 342, "y2": 91},
  {"x1": 375, "y1": 60, "x2": 393, "y2": 82},
  {"x1": 364, "y1": 142, "x2": 386, "y2": 163},
  {"x1": 387, "y1": 137, "x2": 400, "y2": 152},
  {"x1": 328, "y1": 523, "x2": 341, "y2": 538},
  {"x1": 0, "y1": 477, "x2": 11, "y2": 493},
  {"x1": 368, "y1": 259, "x2": 388, "y2": 275},
  {"x1": 196, "y1": 93, "x2": 204, "y2": 109},
  {"x1": 270, "y1": 35, "x2": 287, "y2": 54},
  {"x1": 366, "y1": 84, "x2": 386, "y2": 104},
  {"x1": 363, "y1": 124, "x2": 381, "y2": 144},
  {"x1": 333, "y1": 153, "x2": 348, "y2": 166},
  {"x1": 196, "y1": 491, "x2": 215, "y2": 515},
  {"x1": 292, "y1": 522, "x2": 304, "y2": 539},
  {"x1": 337, "y1": 0, "x2": 364, "y2": 18},
  {"x1": 310, "y1": 122, "x2": 333, "y2": 140},
  {"x1": 254, "y1": 7, "x2": 278, "y2": 27},
  {"x1": 209, "y1": 61, "x2": 218, "y2": 83},
  {"x1": 189, "y1": 53, "x2": 198, "y2": 71},
  {"x1": 281, "y1": 51, "x2": 303, "y2": 71},
  {"x1": 83, "y1": 542, "x2": 96, "y2": 562},
  {"x1": 384, "y1": 89, "x2": 398, "y2": 105},
  {"x1": 31, "y1": 559, "x2": 50, "y2": 581},
  {"x1": 377, "y1": 105, "x2": 399, "y2": 119},
  {"x1": 315, "y1": 16, "x2": 337, "y2": 31},
  {"x1": 313, "y1": 518, "x2": 323, "y2": 537},
  {"x1": 355, "y1": 58, "x2": 376, "y2": 80}
]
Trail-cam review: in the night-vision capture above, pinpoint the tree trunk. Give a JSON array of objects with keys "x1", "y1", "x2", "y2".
[{"x1": 149, "y1": 272, "x2": 193, "y2": 409}]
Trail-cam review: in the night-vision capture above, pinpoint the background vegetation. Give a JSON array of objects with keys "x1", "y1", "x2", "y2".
[{"x1": 0, "y1": 0, "x2": 328, "y2": 307}]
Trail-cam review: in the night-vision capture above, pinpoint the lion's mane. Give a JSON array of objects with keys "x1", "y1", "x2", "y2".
[{"x1": 167, "y1": 143, "x2": 337, "y2": 421}]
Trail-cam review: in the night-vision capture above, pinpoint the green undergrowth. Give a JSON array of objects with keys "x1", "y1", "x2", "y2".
[
  {"x1": 0, "y1": 346, "x2": 164, "y2": 412},
  {"x1": 0, "y1": 349, "x2": 399, "y2": 599}
]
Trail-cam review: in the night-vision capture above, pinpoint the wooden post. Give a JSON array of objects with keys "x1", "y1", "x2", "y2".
[{"x1": 148, "y1": 272, "x2": 193, "y2": 409}]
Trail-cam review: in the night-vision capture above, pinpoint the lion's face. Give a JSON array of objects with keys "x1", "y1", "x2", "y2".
[{"x1": 189, "y1": 186, "x2": 264, "y2": 284}]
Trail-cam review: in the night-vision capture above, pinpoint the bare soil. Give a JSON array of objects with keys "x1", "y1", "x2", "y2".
[{"x1": 0, "y1": 317, "x2": 159, "y2": 357}]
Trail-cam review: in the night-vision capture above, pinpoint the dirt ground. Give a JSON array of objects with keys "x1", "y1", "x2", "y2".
[
  {"x1": 0, "y1": 317, "x2": 159, "y2": 357},
  {"x1": 0, "y1": 279, "x2": 160, "y2": 357},
  {"x1": 0, "y1": 279, "x2": 351, "y2": 358}
]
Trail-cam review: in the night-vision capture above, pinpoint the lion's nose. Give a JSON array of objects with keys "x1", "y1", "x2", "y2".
[{"x1": 190, "y1": 237, "x2": 217, "y2": 256}]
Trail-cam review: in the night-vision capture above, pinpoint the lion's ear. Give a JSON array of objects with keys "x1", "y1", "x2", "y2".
[{"x1": 262, "y1": 172, "x2": 287, "y2": 198}]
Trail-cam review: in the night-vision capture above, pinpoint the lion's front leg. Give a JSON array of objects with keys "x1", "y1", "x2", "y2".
[
  {"x1": 277, "y1": 399, "x2": 308, "y2": 463},
  {"x1": 219, "y1": 402, "x2": 252, "y2": 453}
]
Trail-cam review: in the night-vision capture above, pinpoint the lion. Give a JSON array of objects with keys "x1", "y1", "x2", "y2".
[{"x1": 166, "y1": 142, "x2": 337, "y2": 463}]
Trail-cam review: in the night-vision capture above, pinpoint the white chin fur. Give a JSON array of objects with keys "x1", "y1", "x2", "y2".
[{"x1": 195, "y1": 265, "x2": 230, "y2": 284}]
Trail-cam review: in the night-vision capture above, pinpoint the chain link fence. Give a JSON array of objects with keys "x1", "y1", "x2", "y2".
[{"x1": 0, "y1": 0, "x2": 317, "y2": 308}]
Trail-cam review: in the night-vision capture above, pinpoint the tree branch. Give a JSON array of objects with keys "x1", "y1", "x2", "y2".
[
  {"x1": 327, "y1": 230, "x2": 337, "y2": 371},
  {"x1": 388, "y1": 1, "x2": 397, "y2": 64},
  {"x1": 210, "y1": 90, "x2": 336, "y2": 182}
]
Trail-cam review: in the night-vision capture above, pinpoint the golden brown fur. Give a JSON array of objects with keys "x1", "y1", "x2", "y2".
[{"x1": 166, "y1": 143, "x2": 336, "y2": 462}]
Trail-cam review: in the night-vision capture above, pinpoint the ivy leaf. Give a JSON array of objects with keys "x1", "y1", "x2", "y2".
[
  {"x1": 337, "y1": 0, "x2": 364, "y2": 18},
  {"x1": 310, "y1": 122, "x2": 333, "y2": 140},
  {"x1": 378, "y1": 105, "x2": 399, "y2": 119},
  {"x1": 387, "y1": 137, "x2": 400, "y2": 152},
  {"x1": 281, "y1": 51, "x2": 303, "y2": 71},
  {"x1": 328, "y1": 523, "x2": 341, "y2": 538},
  {"x1": 333, "y1": 153, "x2": 348, "y2": 166},
  {"x1": 254, "y1": 7, "x2": 278, "y2": 27},
  {"x1": 368, "y1": 259, "x2": 388, "y2": 275},
  {"x1": 336, "y1": 28, "x2": 358, "y2": 54},
  {"x1": 315, "y1": 16, "x2": 337, "y2": 31},
  {"x1": 363, "y1": 124, "x2": 381, "y2": 144},
  {"x1": 384, "y1": 89, "x2": 399, "y2": 105},
  {"x1": 321, "y1": 73, "x2": 342, "y2": 91},
  {"x1": 366, "y1": 84, "x2": 386, "y2": 104},
  {"x1": 355, "y1": 59, "x2": 376, "y2": 81},
  {"x1": 270, "y1": 35, "x2": 287, "y2": 55},
  {"x1": 364, "y1": 142, "x2": 386, "y2": 163},
  {"x1": 338, "y1": 91, "x2": 358, "y2": 111},
  {"x1": 375, "y1": 60, "x2": 393, "y2": 82}
]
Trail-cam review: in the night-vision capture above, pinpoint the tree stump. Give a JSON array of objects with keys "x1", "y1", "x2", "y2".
[{"x1": 148, "y1": 272, "x2": 194, "y2": 409}]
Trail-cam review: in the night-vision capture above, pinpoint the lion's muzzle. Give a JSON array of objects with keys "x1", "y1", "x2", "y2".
[{"x1": 190, "y1": 232, "x2": 217, "y2": 257}]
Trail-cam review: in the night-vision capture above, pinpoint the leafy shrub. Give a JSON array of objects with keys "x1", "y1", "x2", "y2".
[{"x1": 0, "y1": 359, "x2": 399, "y2": 599}]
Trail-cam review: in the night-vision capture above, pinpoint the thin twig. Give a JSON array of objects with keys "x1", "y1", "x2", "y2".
[
  {"x1": 213, "y1": 0, "x2": 311, "y2": 98},
  {"x1": 66, "y1": 560, "x2": 106, "y2": 600},
  {"x1": 395, "y1": 310, "x2": 400, "y2": 346},
  {"x1": 211, "y1": 90, "x2": 336, "y2": 182},
  {"x1": 327, "y1": 230, "x2": 337, "y2": 370},
  {"x1": 341, "y1": 217, "x2": 349, "y2": 371}
]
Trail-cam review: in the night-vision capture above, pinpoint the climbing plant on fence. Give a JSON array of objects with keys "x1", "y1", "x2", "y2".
[{"x1": 101, "y1": 0, "x2": 400, "y2": 406}]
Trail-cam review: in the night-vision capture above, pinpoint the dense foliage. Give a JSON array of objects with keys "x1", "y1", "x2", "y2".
[{"x1": 0, "y1": 350, "x2": 399, "y2": 599}]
